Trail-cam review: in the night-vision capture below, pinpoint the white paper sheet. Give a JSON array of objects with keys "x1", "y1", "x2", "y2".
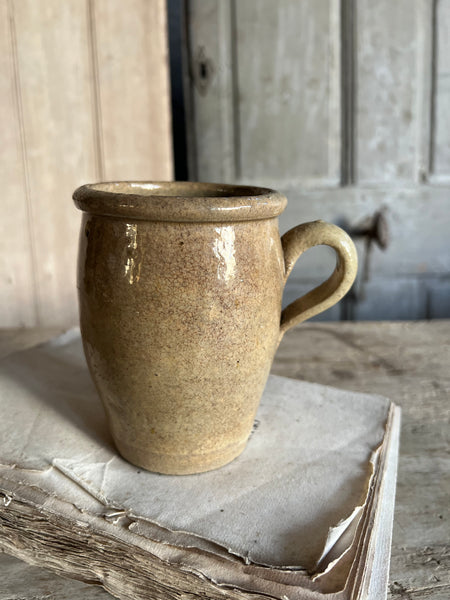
[{"x1": 0, "y1": 329, "x2": 391, "y2": 572}]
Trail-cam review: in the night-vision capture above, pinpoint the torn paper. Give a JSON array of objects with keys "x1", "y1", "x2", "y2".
[{"x1": 0, "y1": 330, "x2": 391, "y2": 573}]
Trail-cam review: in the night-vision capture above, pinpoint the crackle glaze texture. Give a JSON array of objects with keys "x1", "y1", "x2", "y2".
[{"x1": 73, "y1": 182, "x2": 357, "y2": 474}]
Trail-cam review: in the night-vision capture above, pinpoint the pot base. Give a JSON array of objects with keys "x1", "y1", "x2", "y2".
[{"x1": 114, "y1": 438, "x2": 248, "y2": 475}]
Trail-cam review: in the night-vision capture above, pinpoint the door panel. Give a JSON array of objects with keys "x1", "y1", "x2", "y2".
[
  {"x1": 431, "y1": 0, "x2": 450, "y2": 181},
  {"x1": 185, "y1": 0, "x2": 450, "y2": 320},
  {"x1": 235, "y1": 0, "x2": 340, "y2": 183}
]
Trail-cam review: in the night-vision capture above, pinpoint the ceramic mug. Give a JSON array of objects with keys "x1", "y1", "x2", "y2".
[{"x1": 73, "y1": 182, "x2": 357, "y2": 475}]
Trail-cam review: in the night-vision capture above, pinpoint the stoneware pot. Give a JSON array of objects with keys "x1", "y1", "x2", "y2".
[{"x1": 73, "y1": 182, "x2": 357, "y2": 475}]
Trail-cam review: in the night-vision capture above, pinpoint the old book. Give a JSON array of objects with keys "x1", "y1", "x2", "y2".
[{"x1": 0, "y1": 330, "x2": 400, "y2": 600}]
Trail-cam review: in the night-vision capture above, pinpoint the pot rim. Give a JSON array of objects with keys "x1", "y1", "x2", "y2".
[{"x1": 73, "y1": 181, "x2": 287, "y2": 222}]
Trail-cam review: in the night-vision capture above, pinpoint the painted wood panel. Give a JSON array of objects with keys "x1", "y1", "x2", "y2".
[
  {"x1": 8, "y1": 0, "x2": 97, "y2": 327},
  {"x1": 278, "y1": 185, "x2": 450, "y2": 321},
  {"x1": 0, "y1": 0, "x2": 172, "y2": 327},
  {"x1": 93, "y1": 0, "x2": 173, "y2": 180},
  {"x1": 278, "y1": 186, "x2": 450, "y2": 278},
  {"x1": 186, "y1": 0, "x2": 236, "y2": 181},
  {"x1": 355, "y1": 0, "x2": 420, "y2": 183},
  {"x1": 431, "y1": 0, "x2": 450, "y2": 180},
  {"x1": 186, "y1": 0, "x2": 450, "y2": 320},
  {"x1": 0, "y1": 0, "x2": 35, "y2": 327},
  {"x1": 187, "y1": 0, "x2": 340, "y2": 186},
  {"x1": 235, "y1": 0, "x2": 340, "y2": 184}
]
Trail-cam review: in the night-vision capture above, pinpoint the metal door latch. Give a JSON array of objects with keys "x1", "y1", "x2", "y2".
[{"x1": 340, "y1": 210, "x2": 390, "y2": 319}]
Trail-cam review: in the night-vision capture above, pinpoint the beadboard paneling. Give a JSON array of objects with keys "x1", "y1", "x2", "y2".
[
  {"x1": 430, "y1": 0, "x2": 450, "y2": 181},
  {"x1": 0, "y1": 0, "x2": 172, "y2": 327},
  {"x1": 0, "y1": 0, "x2": 35, "y2": 327},
  {"x1": 93, "y1": 0, "x2": 173, "y2": 180}
]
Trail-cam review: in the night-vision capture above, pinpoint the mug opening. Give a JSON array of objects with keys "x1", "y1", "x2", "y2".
[
  {"x1": 73, "y1": 181, "x2": 287, "y2": 223},
  {"x1": 86, "y1": 181, "x2": 271, "y2": 199}
]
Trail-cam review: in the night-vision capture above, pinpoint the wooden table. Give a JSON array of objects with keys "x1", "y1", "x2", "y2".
[{"x1": 1, "y1": 322, "x2": 449, "y2": 599}]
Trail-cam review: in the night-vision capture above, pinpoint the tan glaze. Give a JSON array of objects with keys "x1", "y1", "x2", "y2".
[{"x1": 73, "y1": 182, "x2": 358, "y2": 475}]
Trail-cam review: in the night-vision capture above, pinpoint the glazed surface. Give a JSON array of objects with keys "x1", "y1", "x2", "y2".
[
  {"x1": 78, "y1": 214, "x2": 285, "y2": 473},
  {"x1": 73, "y1": 181, "x2": 287, "y2": 222}
]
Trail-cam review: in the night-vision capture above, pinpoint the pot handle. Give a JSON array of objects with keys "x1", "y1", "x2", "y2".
[{"x1": 279, "y1": 220, "x2": 358, "y2": 339}]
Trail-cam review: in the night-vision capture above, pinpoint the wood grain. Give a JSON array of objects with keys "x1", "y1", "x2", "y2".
[
  {"x1": 1, "y1": 0, "x2": 172, "y2": 328},
  {"x1": 187, "y1": 0, "x2": 341, "y2": 186},
  {"x1": 186, "y1": 0, "x2": 236, "y2": 181},
  {"x1": 355, "y1": 0, "x2": 419, "y2": 183},
  {"x1": 186, "y1": 1, "x2": 450, "y2": 320},
  {"x1": 93, "y1": 0, "x2": 173, "y2": 181},
  {"x1": 430, "y1": 0, "x2": 450, "y2": 181},
  {"x1": 9, "y1": 0, "x2": 98, "y2": 327},
  {"x1": 0, "y1": 0, "x2": 36, "y2": 327},
  {"x1": 234, "y1": 0, "x2": 340, "y2": 184}
]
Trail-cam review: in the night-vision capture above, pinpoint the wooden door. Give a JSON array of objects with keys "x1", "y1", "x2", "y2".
[{"x1": 184, "y1": 0, "x2": 450, "y2": 320}]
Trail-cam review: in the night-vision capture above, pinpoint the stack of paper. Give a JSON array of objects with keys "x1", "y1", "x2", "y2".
[{"x1": 0, "y1": 330, "x2": 400, "y2": 600}]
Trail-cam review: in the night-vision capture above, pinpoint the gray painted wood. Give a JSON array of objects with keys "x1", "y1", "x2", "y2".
[
  {"x1": 430, "y1": 0, "x2": 450, "y2": 181},
  {"x1": 277, "y1": 185, "x2": 450, "y2": 278},
  {"x1": 426, "y1": 279, "x2": 450, "y2": 318},
  {"x1": 355, "y1": 0, "x2": 420, "y2": 183},
  {"x1": 186, "y1": 0, "x2": 236, "y2": 181},
  {"x1": 186, "y1": 1, "x2": 450, "y2": 320},
  {"x1": 352, "y1": 278, "x2": 427, "y2": 321},
  {"x1": 234, "y1": 0, "x2": 340, "y2": 184},
  {"x1": 186, "y1": 0, "x2": 341, "y2": 186}
]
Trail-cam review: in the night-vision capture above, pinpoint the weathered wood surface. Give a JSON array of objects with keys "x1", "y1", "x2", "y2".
[
  {"x1": 185, "y1": 0, "x2": 450, "y2": 320},
  {"x1": 0, "y1": 321, "x2": 448, "y2": 599},
  {"x1": 186, "y1": 0, "x2": 340, "y2": 185},
  {"x1": 234, "y1": 0, "x2": 340, "y2": 184},
  {"x1": 0, "y1": 0, "x2": 172, "y2": 329},
  {"x1": 356, "y1": 0, "x2": 419, "y2": 183},
  {"x1": 92, "y1": 0, "x2": 173, "y2": 181},
  {"x1": 276, "y1": 185, "x2": 450, "y2": 321},
  {"x1": 431, "y1": 0, "x2": 450, "y2": 181}
]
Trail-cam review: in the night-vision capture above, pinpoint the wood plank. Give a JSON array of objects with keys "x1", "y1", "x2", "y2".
[
  {"x1": 275, "y1": 184, "x2": 450, "y2": 320},
  {"x1": 12, "y1": 0, "x2": 98, "y2": 327},
  {"x1": 234, "y1": 0, "x2": 340, "y2": 184},
  {"x1": 430, "y1": 0, "x2": 450, "y2": 181},
  {"x1": 186, "y1": 0, "x2": 236, "y2": 181},
  {"x1": 355, "y1": 0, "x2": 420, "y2": 183},
  {"x1": 352, "y1": 278, "x2": 427, "y2": 320},
  {"x1": 0, "y1": 0, "x2": 36, "y2": 327},
  {"x1": 93, "y1": 0, "x2": 173, "y2": 180},
  {"x1": 284, "y1": 277, "x2": 429, "y2": 321},
  {"x1": 426, "y1": 279, "x2": 450, "y2": 318},
  {"x1": 415, "y1": 0, "x2": 434, "y2": 183},
  {"x1": 277, "y1": 185, "x2": 450, "y2": 279}
]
